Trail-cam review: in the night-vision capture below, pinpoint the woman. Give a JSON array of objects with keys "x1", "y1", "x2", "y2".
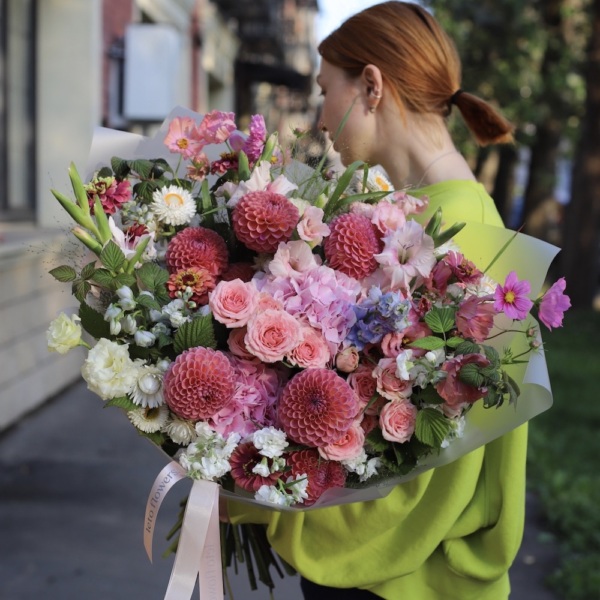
[{"x1": 228, "y1": 3, "x2": 525, "y2": 599}]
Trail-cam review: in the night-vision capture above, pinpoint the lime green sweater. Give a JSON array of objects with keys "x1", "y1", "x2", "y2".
[{"x1": 229, "y1": 180, "x2": 527, "y2": 600}]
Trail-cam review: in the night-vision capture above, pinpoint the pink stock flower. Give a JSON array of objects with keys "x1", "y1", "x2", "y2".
[
  {"x1": 209, "y1": 279, "x2": 258, "y2": 328},
  {"x1": 164, "y1": 116, "x2": 205, "y2": 158},
  {"x1": 375, "y1": 220, "x2": 436, "y2": 289},
  {"x1": 319, "y1": 421, "x2": 365, "y2": 461},
  {"x1": 196, "y1": 110, "x2": 236, "y2": 144},
  {"x1": 538, "y1": 278, "x2": 571, "y2": 330},
  {"x1": 435, "y1": 353, "x2": 490, "y2": 409},
  {"x1": 456, "y1": 296, "x2": 496, "y2": 342},
  {"x1": 494, "y1": 271, "x2": 533, "y2": 320},
  {"x1": 297, "y1": 206, "x2": 331, "y2": 245},
  {"x1": 245, "y1": 309, "x2": 302, "y2": 363},
  {"x1": 379, "y1": 400, "x2": 417, "y2": 443}
]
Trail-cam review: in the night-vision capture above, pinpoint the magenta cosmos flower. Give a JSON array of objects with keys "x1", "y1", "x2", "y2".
[
  {"x1": 538, "y1": 277, "x2": 571, "y2": 330},
  {"x1": 493, "y1": 271, "x2": 533, "y2": 320}
]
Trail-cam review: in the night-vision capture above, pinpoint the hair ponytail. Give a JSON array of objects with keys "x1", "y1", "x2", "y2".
[{"x1": 452, "y1": 91, "x2": 514, "y2": 146}]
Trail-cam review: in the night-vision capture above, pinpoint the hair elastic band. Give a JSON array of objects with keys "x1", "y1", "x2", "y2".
[{"x1": 450, "y1": 89, "x2": 464, "y2": 104}]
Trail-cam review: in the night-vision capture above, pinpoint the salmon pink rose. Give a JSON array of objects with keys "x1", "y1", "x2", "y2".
[
  {"x1": 288, "y1": 326, "x2": 331, "y2": 368},
  {"x1": 379, "y1": 400, "x2": 417, "y2": 443},
  {"x1": 335, "y1": 346, "x2": 360, "y2": 373},
  {"x1": 373, "y1": 358, "x2": 413, "y2": 401},
  {"x1": 245, "y1": 309, "x2": 301, "y2": 363},
  {"x1": 347, "y1": 363, "x2": 377, "y2": 409},
  {"x1": 209, "y1": 279, "x2": 257, "y2": 328},
  {"x1": 227, "y1": 327, "x2": 254, "y2": 359},
  {"x1": 319, "y1": 421, "x2": 365, "y2": 461}
]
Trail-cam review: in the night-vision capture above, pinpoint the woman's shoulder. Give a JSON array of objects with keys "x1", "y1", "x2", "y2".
[{"x1": 411, "y1": 179, "x2": 503, "y2": 227}]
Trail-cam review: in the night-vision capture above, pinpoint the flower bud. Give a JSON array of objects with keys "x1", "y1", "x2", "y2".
[
  {"x1": 335, "y1": 346, "x2": 360, "y2": 373},
  {"x1": 134, "y1": 330, "x2": 156, "y2": 348}
]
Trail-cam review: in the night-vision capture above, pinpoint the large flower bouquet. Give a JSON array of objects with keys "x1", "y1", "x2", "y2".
[{"x1": 47, "y1": 107, "x2": 569, "y2": 596}]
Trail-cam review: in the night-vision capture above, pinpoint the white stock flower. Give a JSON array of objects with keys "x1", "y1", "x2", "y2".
[
  {"x1": 121, "y1": 314, "x2": 138, "y2": 334},
  {"x1": 361, "y1": 457, "x2": 382, "y2": 482},
  {"x1": 134, "y1": 330, "x2": 156, "y2": 348},
  {"x1": 255, "y1": 485, "x2": 291, "y2": 506},
  {"x1": 127, "y1": 405, "x2": 169, "y2": 433},
  {"x1": 81, "y1": 339, "x2": 139, "y2": 400},
  {"x1": 252, "y1": 427, "x2": 288, "y2": 458},
  {"x1": 286, "y1": 474, "x2": 309, "y2": 503},
  {"x1": 162, "y1": 299, "x2": 190, "y2": 329},
  {"x1": 130, "y1": 364, "x2": 164, "y2": 408},
  {"x1": 151, "y1": 185, "x2": 196, "y2": 226},
  {"x1": 395, "y1": 350, "x2": 414, "y2": 381},
  {"x1": 252, "y1": 458, "x2": 272, "y2": 478},
  {"x1": 116, "y1": 286, "x2": 136, "y2": 311},
  {"x1": 47, "y1": 313, "x2": 82, "y2": 354}
]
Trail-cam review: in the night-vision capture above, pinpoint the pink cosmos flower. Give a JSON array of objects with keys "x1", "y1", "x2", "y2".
[
  {"x1": 379, "y1": 400, "x2": 417, "y2": 443},
  {"x1": 375, "y1": 220, "x2": 436, "y2": 289},
  {"x1": 538, "y1": 278, "x2": 571, "y2": 330},
  {"x1": 297, "y1": 206, "x2": 331, "y2": 245},
  {"x1": 196, "y1": 110, "x2": 236, "y2": 144},
  {"x1": 494, "y1": 271, "x2": 533, "y2": 320},
  {"x1": 164, "y1": 116, "x2": 205, "y2": 158},
  {"x1": 435, "y1": 353, "x2": 490, "y2": 409},
  {"x1": 456, "y1": 296, "x2": 496, "y2": 342},
  {"x1": 319, "y1": 421, "x2": 365, "y2": 461},
  {"x1": 209, "y1": 279, "x2": 258, "y2": 328},
  {"x1": 288, "y1": 326, "x2": 331, "y2": 368},
  {"x1": 245, "y1": 309, "x2": 302, "y2": 363}
]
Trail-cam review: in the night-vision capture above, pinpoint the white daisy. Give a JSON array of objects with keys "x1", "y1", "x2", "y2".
[
  {"x1": 130, "y1": 364, "x2": 164, "y2": 408},
  {"x1": 366, "y1": 168, "x2": 393, "y2": 192},
  {"x1": 163, "y1": 417, "x2": 197, "y2": 445},
  {"x1": 151, "y1": 185, "x2": 196, "y2": 226},
  {"x1": 127, "y1": 405, "x2": 169, "y2": 433}
]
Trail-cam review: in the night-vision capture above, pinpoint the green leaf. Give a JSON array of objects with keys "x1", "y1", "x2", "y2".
[
  {"x1": 100, "y1": 240, "x2": 126, "y2": 272},
  {"x1": 424, "y1": 306, "x2": 456, "y2": 334},
  {"x1": 459, "y1": 363, "x2": 485, "y2": 388},
  {"x1": 105, "y1": 395, "x2": 138, "y2": 410},
  {"x1": 414, "y1": 408, "x2": 453, "y2": 447},
  {"x1": 72, "y1": 280, "x2": 91, "y2": 303},
  {"x1": 323, "y1": 160, "x2": 365, "y2": 220},
  {"x1": 454, "y1": 340, "x2": 481, "y2": 355},
  {"x1": 49, "y1": 265, "x2": 77, "y2": 283},
  {"x1": 112, "y1": 273, "x2": 137, "y2": 288},
  {"x1": 434, "y1": 222, "x2": 466, "y2": 248},
  {"x1": 365, "y1": 427, "x2": 389, "y2": 453},
  {"x1": 111, "y1": 156, "x2": 130, "y2": 179},
  {"x1": 157, "y1": 332, "x2": 174, "y2": 349},
  {"x1": 483, "y1": 344, "x2": 501, "y2": 366},
  {"x1": 174, "y1": 315, "x2": 217, "y2": 354},
  {"x1": 79, "y1": 302, "x2": 111, "y2": 338},
  {"x1": 97, "y1": 166, "x2": 113, "y2": 178},
  {"x1": 91, "y1": 268, "x2": 117, "y2": 289},
  {"x1": 413, "y1": 386, "x2": 445, "y2": 405},
  {"x1": 80, "y1": 260, "x2": 97, "y2": 281},
  {"x1": 131, "y1": 159, "x2": 155, "y2": 180},
  {"x1": 409, "y1": 336, "x2": 447, "y2": 351},
  {"x1": 446, "y1": 336, "x2": 465, "y2": 349},
  {"x1": 136, "y1": 292, "x2": 162, "y2": 312},
  {"x1": 137, "y1": 262, "x2": 169, "y2": 292}
]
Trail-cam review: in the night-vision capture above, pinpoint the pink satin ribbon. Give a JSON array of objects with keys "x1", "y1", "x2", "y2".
[{"x1": 144, "y1": 462, "x2": 223, "y2": 600}]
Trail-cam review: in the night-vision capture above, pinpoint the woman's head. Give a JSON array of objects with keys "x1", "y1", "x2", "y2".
[{"x1": 318, "y1": 1, "x2": 513, "y2": 146}]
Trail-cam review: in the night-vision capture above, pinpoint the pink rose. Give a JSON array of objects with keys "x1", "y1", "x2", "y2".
[
  {"x1": 373, "y1": 358, "x2": 413, "y2": 401},
  {"x1": 319, "y1": 421, "x2": 365, "y2": 461},
  {"x1": 371, "y1": 200, "x2": 406, "y2": 235},
  {"x1": 245, "y1": 309, "x2": 302, "y2": 363},
  {"x1": 379, "y1": 400, "x2": 417, "y2": 443},
  {"x1": 209, "y1": 279, "x2": 257, "y2": 328},
  {"x1": 256, "y1": 292, "x2": 284, "y2": 311},
  {"x1": 435, "y1": 353, "x2": 490, "y2": 409},
  {"x1": 297, "y1": 206, "x2": 331, "y2": 245},
  {"x1": 227, "y1": 327, "x2": 254, "y2": 359},
  {"x1": 347, "y1": 363, "x2": 377, "y2": 409},
  {"x1": 335, "y1": 346, "x2": 360, "y2": 373},
  {"x1": 288, "y1": 326, "x2": 331, "y2": 368}
]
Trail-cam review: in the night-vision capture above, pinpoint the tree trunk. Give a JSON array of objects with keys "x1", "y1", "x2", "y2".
[
  {"x1": 560, "y1": 0, "x2": 600, "y2": 308},
  {"x1": 491, "y1": 144, "x2": 518, "y2": 224}
]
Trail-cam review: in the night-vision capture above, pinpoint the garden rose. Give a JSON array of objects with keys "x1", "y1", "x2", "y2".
[
  {"x1": 335, "y1": 346, "x2": 360, "y2": 373},
  {"x1": 209, "y1": 279, "x2": 257, "y2": 328},
  {"x1": 379, "y1": 400, "x2": 417, "y2": 443},
  {"x1": 373, "y1": 358, "x2": 413, "y2": 401},
  {"x1": 319, "y1": 421, "x2": 365, "y2": 461},
  {"x1": 245, "y1": 309, "x2": 302, "y2": 363},
  {"x1": 288, "y1": 326, "x2": 331, "y2": 368}
]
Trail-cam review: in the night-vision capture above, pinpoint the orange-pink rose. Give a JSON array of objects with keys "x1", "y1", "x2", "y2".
[
  {"x1": 209, "y1": 279, "x2": 257, "y2": 328},
  {"x1": 347, "y1": 363, "x2": 377, "y2": 409},
  {"x1": 373, "y1": 358, "x2": 413, "y2": 401},
  {"x1": 319, "y1": 421, "x2": 365, "y2": 461},
  {"x1": 288, "y1": 326, "x2": 331, "y2": 368},
  {"x1": 245, "y1": 309, "x2": 302, "y2": 363},
  {"x1": 379, "y1": 400, "x2": 417, "y2": 443}
]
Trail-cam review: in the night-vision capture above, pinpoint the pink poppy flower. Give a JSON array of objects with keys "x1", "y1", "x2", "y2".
[
  {"x1": 164, "y1": 116, "x2": 205, "y2": 158},
  {"x1": 494, "y1": 271, "x2": 533, "y2": 320},
  {"x1": 538, "y1": 278, "x2": 571, "y2": 330}
]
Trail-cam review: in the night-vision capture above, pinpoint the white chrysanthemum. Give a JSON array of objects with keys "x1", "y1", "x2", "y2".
[
  {"x1": 81, "y1": 338, "x2": 138, "y2": 400},
  {"x1": 151, "y1": 185, "x2": 196, "y2": 226},
  {"x1": 47, "y1": 313, "x2": 82, "y2": 354},
  {"x1": 252, "y1": 427, "x2": 289, "y2": 458},
  {"x1": 163, "y1": 417, "x2": 197, "y2": 445},
  {"x1": 128, "y1": 405, "x2": 169, "y2": 433},
  {"x1": 130, "y1": 364, "x2": 164, "y2": 408},
  {"x1": 366, "y1": 168, "x2": 393, "y2": 192}
]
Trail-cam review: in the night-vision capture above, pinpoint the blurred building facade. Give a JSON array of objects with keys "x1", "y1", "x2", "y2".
[{"x1": 0, "y1": 0, "x2": 320, "y2": 429}]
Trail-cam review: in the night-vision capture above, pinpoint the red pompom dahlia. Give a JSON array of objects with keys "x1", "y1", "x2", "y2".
[
  {"x1": 220, "y1": 262, "x2": 256, "y2": 283},
  {"x1": 163, "y1": 347, "x2": 235, "y2": 420},
  {"x1": 232, "y1": 191, "x2": 299, "y2": 253},
  {"x1": 165, "y1": 226, "x2": 229, "y2": 276},
  {"x1": 324, "y1": 212, "x2": 382, "y2": 280},
  {"x1": 278, "y1": 368, "x2": 358, "y2": 447},
  {"x1": 287, "y1": 448, "x2": 347, "y2": 505}
]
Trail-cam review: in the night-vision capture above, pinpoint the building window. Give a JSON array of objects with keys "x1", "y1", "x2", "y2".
[{"x1": 0, "y1": 0, "x2": 36, "y2": 221}]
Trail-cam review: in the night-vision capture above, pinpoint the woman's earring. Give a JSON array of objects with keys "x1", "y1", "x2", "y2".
[{"x1": 369, "y1": 90, "x2": 381, "y2": 112}]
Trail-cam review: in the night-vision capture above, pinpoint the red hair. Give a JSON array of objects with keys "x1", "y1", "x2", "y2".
[{"x1": 318, "y1": 1, "x2": 513, "y2": 146}]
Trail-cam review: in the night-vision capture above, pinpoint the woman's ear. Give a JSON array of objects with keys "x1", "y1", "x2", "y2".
[{"x1": 361, "y1": 64, "x2": 383, "y2": 99}]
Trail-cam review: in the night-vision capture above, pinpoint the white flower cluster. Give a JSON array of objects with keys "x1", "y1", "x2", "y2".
[
  {"x1": 179, "y1": 422, "x2": 240, "y2": 481},
  {"x1": 255, "y1": 474, "x2": 309, "y2": 507},
  {"x1": 341, "y1": 449, "x2": 382, "y2": 483}
]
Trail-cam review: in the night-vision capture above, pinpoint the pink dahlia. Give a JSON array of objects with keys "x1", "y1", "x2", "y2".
[
  {"x1": 324, "y1": 212, "x2": 382, "y2": 280},
  {"x1": 165, "y1": 227, "x2": 229, "y2": 276},
  {"x1": 287, "y1": 449, "x2": 347, "y2": 506},
  {"x1": 229, "y1": 441, "x2": 282, "y2": 492},
  {"x1": 232, "y1": 191, "x2": 299, "y2": 253},
  {"x1": 167, "y1": 267, "x2": 216, "y2": 305},
  {"x1": 86, "y1": 176, "x2": 131, "y2": 215},
  {"x1": 163, "y1": 347, "x2": 235, "y2": 420},
  {"x1": 220, "y1": 262, "x2": 256, "y2": 283},
  {"x1": 278, "y1": 368, "x2": 358, "y2": 447}
]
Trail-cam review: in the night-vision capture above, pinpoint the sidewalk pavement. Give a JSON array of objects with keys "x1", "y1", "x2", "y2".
[{"x1": 0, "y1": 381, "x2": 561, "y2": 600}]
